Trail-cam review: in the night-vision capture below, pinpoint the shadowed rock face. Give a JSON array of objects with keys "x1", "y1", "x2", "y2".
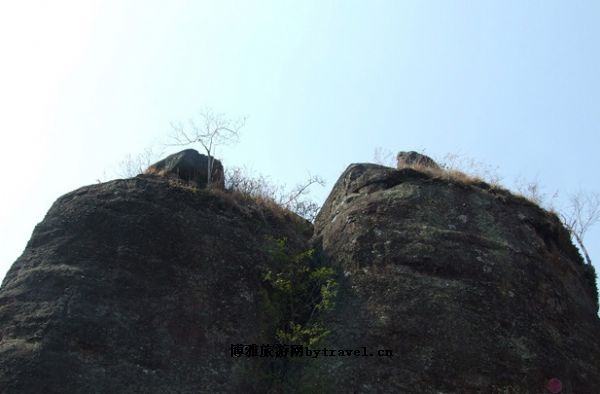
[
  {"x1": 146, "y1": 149, "x2": 225, "y2": 189},
  {"x1": 0, "y1": 175, "x2": 311, "y2": 394},
  {"x1": 313, "y1": 163, "x2": 600, "y2": 393},
  {"x1": 0, "y1": 161, "x2": 599, "y2": 393}
]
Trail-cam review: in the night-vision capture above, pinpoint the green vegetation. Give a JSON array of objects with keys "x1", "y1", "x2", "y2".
[
  {"x1": 260, "y1": 237, "x2": 338, "y2": 348},
  {"x1": 237, "y1": 237, "x2": 339, "y2": 393}
]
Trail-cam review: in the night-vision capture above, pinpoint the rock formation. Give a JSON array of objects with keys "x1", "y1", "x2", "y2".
[
  {"x1": 145, "y1": 149, "x2": 225, "y2": 189},
  {"x1": 313, "y1": 162, "x2": 600, "y2": 393},
  {"x1": 0, "y1": 174, "x2": 310, "y2": 393},
  {"x1": 0, "y1": 152, "x2": 599, "y2": 393},
  {"x1": 396, "y1": 151, "x2": 440, "y2": 170}
]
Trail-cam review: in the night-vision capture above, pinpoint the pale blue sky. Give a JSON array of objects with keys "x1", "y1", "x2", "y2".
[{"x1": 1, "y1": 1, "x2": 599, "y2": 285}]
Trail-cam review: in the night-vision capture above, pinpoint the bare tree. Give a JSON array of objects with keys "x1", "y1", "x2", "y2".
[
  {"x1": 512, "y1": 178, "x2": 597, "y2": 266},
  {"x1": 279, "y1": 174, "x2": 325, "y2": 221},
  {"x1": 560, "y1": 191, "x2": 600, "y2": 265},
  {"x1": 170, "y1": 108, "x2": 246, "y2": 187}
]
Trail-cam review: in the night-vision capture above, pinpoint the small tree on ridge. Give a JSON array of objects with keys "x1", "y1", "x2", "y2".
[
  {"x1": 560, "y1": 191, "x2": 600, "y2": 265},
  {"x1": 170, "y1": 108, "x2": 246, "y2": 187}
]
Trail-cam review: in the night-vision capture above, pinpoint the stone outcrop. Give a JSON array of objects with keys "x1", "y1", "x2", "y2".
[
  {"x1": 0, "y1": 154, "x2": 599, "y2": 393},
  {"x1": 145, "y1": 149, "x2": 225, "y2": 189},
  {"x1": 0, "y1": 175, "x2": 310, "y2": 394},
  {"x1": 396, "y1": 151, "x2": 440, "y2": 170},
  {"x1": 313, "y1": 163, "x2": 600, "y2": 393}
]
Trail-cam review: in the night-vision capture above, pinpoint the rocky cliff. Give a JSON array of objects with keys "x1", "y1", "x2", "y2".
[
  {"x1": 313, "y1": 162, "x2": 599, "y2": 393},
  {"x1": 0, "y1": 173, "x2": 311, "y2": 393},
  {"x1": 0, "y1": 151, "x2": 598, "y2": 393}
]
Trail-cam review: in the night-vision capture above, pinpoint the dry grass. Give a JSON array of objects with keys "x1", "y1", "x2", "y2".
[
  {"x1": 209, "y1": 187, "x2": 303, "y2": 223},
  {"x1": 147, "y1": 169, "x2": 305, "y2": 222},
  {"x1": 144, "y1": 166, "x2": 169, "y2": 177},
  {"x1": 399, "y1": 162, "x2": 493, "y2": 187},
  {"x1": 402, "y1": 162, "x2": 560, "y2": 222}
]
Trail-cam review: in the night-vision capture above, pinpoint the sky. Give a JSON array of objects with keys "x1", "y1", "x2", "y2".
[{"x1": 0, "y1": 1, "x2": 599, "y2": 293}]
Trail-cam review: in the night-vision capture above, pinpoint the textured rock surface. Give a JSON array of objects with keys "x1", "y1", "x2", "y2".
[
  {"x1": 1, "y1": 160, "x2": 599, "y2": 393},
  {"x1": 0, "y1": 175, "x2": 311, "y2": 394},
  {"x1": 396, "y1": 151, "x2": 440, "y2": 170},
  {"x1": 313, "y1": 163, "x2": 600, "y2": 393},
  {"x1": 145, "y1": 149, "x2": 225, "y2": 189}
]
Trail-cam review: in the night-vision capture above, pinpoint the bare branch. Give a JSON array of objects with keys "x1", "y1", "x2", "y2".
[
  {"x1": 560, "y1": 190, "x2": 600, "y2": 265},
  {"x1": 169, "y1": 108, "x2": 245, "y2": 187},
  {"x1": 225, "y1": 167, "x2": 325, "y2": 221},
  {"x1": 280, "y1": 175, "x2": 325, "y2": 208}
]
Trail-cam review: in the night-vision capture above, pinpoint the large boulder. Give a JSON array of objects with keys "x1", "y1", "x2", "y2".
[
  {"x1": 313, "y1": 162, "x2": 600, "y2": 393},
  {"x1": 145, "y1": 149, "x2": 225, "y2": 189},
  {"x1": 396, "y1": 151, "x2": 440, "y2": 170},
  {"x1": 0, "y1": 175, "x2": 311, "y2": 393}
]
